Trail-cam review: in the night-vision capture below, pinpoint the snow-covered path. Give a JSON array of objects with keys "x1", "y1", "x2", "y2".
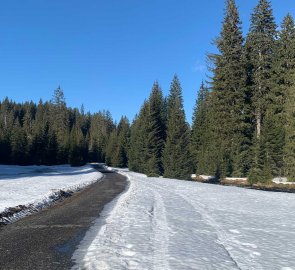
[{"x1": 73, "y1": 171, "x2": 295, "y2": 270}]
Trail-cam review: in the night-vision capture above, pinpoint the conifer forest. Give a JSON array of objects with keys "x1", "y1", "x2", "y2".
[{"x1": 1, "y1": 0, "x2": 295, "y2": 184}]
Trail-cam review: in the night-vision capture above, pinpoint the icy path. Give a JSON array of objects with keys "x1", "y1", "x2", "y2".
[{"x1": 73, "y1": 171, "x2": 295, "y2": 270}]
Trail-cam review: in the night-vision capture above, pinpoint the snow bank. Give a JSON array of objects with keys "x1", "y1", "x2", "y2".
[
  {"x1": 225, "y1": 177, "x2": 248, "y2": 181},
  {"x1": 73, "y1": 170, "x2": 295, "y2": 270},
  {"x1": 0, "y1": 164, "x2": 102, "y2": 224},
  {"x1": 272, "y1": 177, "x2": 295, "y2": 185}
]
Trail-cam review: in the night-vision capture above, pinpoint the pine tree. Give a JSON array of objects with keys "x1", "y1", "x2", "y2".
[
  {"x1": 52, "y1": 86, "x2": 66, "y2": 108},
  {"x1": 128, "y1": 101, "x2": 150, "y2": 172},
  {"x1": 281, "y1": 15, "x2": 295, "y2": 180},
  {"x1": 209, "y1": 0, "x2": 248, "y2": 177},
  {"x1": 145, "y1": 82, "x2": 166, "y2": 176},
  {"x1": 105, "y1": 129, "x2": 118, "y2": 166},
  {"x1": 246, "y1": 0, "x2": 277, "y2": 138},
  {"x1": 116, "y1": 116, "x2": 130, "y2": 168},
  {"x1": 246, "y1": 0, "x2": 277, "y2": 182},
  {"x1": 69, "y1": 125, "x2": 86, "y2": 166},
  {"x1": 129, "y1": 82, "x2": 166, "y2": 176},
  {"x1": 51, "y1": 87, "x2": 70, "y2": 164},
  {"x1": 10, "y1": 121, "x2": 28, "y2": 165},
  {"x1": 191, "y1": 82, "x2": 209, "y2": 174},
  {"x1": 45, "y1": 129, "x2": 58, "y2": 165},
  {"x1": 284, "y1": 74, "x2": 295, "y2": 181},
  {"x1": 0, "y1": 98, "x2": 13, "y2": 164},
  {"x1": 274, "y1": 14, "x2": 295, "y2": 116},
  {"x1": 162, "y1": 75, "x2": 192, "y2": 179},
  {"x1": 30, "y1": 101, "x2": 49, "y2": 165},
  {"x1": 30, "y1": 124, "x2": 48, "y2": 165}
]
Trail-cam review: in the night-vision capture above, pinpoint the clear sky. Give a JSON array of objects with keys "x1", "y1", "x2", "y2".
[{"x1": 0, "y1": 0, "x2": 294, "y2": 123}]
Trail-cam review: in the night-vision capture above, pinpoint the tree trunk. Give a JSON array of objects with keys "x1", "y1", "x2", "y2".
[{"x1": 256, "y1": 109, "x2": 261, "y2": 138}]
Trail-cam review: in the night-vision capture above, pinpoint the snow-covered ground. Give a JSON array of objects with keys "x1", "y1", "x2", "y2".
[
  {"x1": 0, "y1": 165, "x2": 102, "y2": 222},
  {"x1": 73, "y1": 170, "x2": 295, "y2": 270}
]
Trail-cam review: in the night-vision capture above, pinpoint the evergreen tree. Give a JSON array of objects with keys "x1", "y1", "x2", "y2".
[
  {"x1": 246, "y1": 0, "x2": 277, "y2": 139},
  {"x1": 209, "y1": 0, "x2": 249, "y2": 177},
  {"x1": 274, "y1": 14, "x2": 295, "y2": 179},
  {"x1": 106, "y1": 117, "x2": 130, "y2": 168},
  {"x1": 45, "y1": 129, "x2": 58, "y2": 165},
  {"x1": 51, "y1": 86, "x2": 70, "y2": 164},
  {"x1": 105, "y1": 129, "x2": 118, "y2": 166},
  {"x1": 191, "y1": 82, "x2": 210, "y2": 174},
  {"x1": 128, "y1": 101, "x2": 150, "y2": 172},
  {"x1": 30, "y1": 124, "x2": 48, "y2": 165},
  {"x1": 129, "y1": 82, "x2": 166, "y2": 176},
  {"x1": 116, "y1": 116, "x2": 130, "y2": 168},
  {"x1": 69, "y1": 125, "x2": 86, "y2": 166},
  {"x1": 145, "y1": 82, "x2": 166, "y2": 176},
  {"x1": 246, "y1": 0, "x2": 277, "y2": 182},
  {"x1": 0, "y1": 98, "x2": 14, "y2": 164},
  {"x1": 284, "y1": 74, "x2": 295, "y2": 181},
  {"x1": 10, "y1": 121, "x2": 28, "y2": 165},
  {"x1": 163, "y1": 75, "x2": 192, "y2": 179}
]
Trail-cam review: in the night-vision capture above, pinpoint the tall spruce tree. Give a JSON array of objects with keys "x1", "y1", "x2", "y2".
[
  {"x1": 191, "y1": 82, "x2": 210, "y2": 174},
  {"x1": 246, "y1": 0, "x2": 277, "y2": 182},
  {"x1": 162, "y1": 75, "x2": 192, "y2": 179},
  {"x1": 128, "y1": 101, "x2": 150, "y2": 173},
  {"x1": 280, "y1": 15, "x2": 295, "y2": 180},
  {"x1": 105, "y1": 117, "x2": 130, "y2": 168},
  {"x1": 246, "y1": 0, "x2": 277, "y2": 138},
  {"x1": 68, "y1": 124, "x2": 86, "y2": 166},
  {"x1": 105, "y1": 129, "x2": 118, "y2": 166},
  {"x1": 116, "y1": 116, "x2": 130, "y2": 168},
  {"x1": 10, "y1": 121, "x2": 28, "y2": 165},
  {"x1": 0, "y1": 98, "x2": 12, "y2": 164},
  {"x1": 284, "y1": 74, "x2": 295, "y2": 181},
  {"x1": 129, "y1": 83, "x2": 166, "y2": 176},
  {"x1": 145, "y1": 82, "x2": 166, "y2": 176},
  {"x1": 51, "y1": 87, "x2": 70, "y2": 164},
  {"x1": 209, "y1": 0, "x2": 248, "y2": 177}
]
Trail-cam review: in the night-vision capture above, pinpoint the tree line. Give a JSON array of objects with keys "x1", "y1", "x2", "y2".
[
  {"x1": 1, "y1": 0, "x2": 295, "y2": 184},
  {"x1": 0, "y1": 87, "x2": 128, "y2": 167},
  {"x1": 191, "y1": 0, "x2": 295, "y2": 183},
  {"x1": 129, "y1": 0, "x2": 295, "y2": 183}
]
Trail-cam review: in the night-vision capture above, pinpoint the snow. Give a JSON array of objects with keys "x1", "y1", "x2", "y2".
[
  {"x1": 0, "y1": 164, "x2": 102, "y2": 223},
  {"x1": 198, "y1": 174, "x2": 215, "y2": 181},
  {"x1": 73, "y1": 170, "x2": 295, "y2": 270},
  {"x1": 272, "y1": 177, "x2": 295, "y2": 185},
  {"x1": 225, "y1": 177, "x2": 248, "y2": 181}
]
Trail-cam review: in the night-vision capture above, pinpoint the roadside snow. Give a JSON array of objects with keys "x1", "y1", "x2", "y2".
[
  {"x1": 73, "y1": 170, "x2": 295, "y2": 270},
  {"x1": 0, "y1": 164, "x2": 102, "y2": 223},
  {"x1": 273, "y1": 177, "x2": 295, "y2": 185}
]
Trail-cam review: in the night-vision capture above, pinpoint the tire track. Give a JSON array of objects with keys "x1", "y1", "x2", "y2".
[{"x1": 141, "y1": 178, "x2": 245, "y2": 270}]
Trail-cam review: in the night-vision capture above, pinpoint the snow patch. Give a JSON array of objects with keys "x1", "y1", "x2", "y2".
[{"x1": 0, "y1": 164, "x2": 102, "y2": 225}]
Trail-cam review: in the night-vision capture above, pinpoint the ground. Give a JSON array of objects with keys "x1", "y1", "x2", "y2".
[
  {"x1": 73, "y1": 170, "x2": 295, "y2": 270},
  {"x1": 1, "y1": 166, "x2": 294, "y2": 269}
]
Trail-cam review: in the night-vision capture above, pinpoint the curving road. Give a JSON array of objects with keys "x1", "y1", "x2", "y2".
[{"x1": 0, "y1": 166, "x2": 127, "y2": 270}]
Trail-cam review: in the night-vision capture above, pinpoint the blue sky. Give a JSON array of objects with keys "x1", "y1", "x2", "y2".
[{"x1": 0, "y1": 0, "x2": 294, "y2": 123}]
